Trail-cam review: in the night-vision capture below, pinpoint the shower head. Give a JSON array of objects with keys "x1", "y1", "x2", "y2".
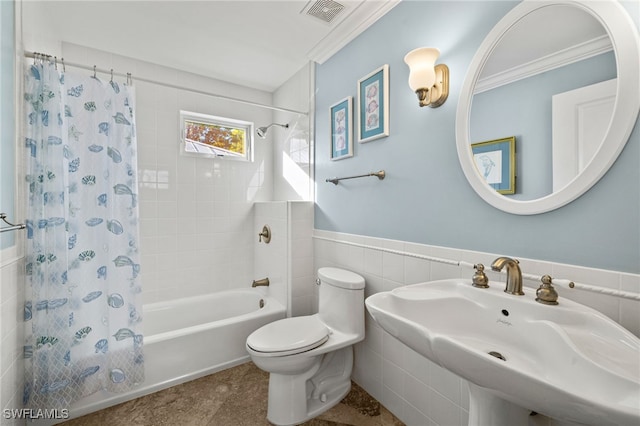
[{"x1": 256, "y1": 123, "x2": 289, "y2": 139}]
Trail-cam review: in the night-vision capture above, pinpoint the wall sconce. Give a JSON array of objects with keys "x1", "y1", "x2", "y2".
[{"x1": 404, "y1": 47, "x2": 449, "y2": 108}]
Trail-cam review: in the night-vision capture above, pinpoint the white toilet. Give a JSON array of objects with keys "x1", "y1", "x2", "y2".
[{"x1": 246, "y1": 267, "x2": 365, "y2": 426}]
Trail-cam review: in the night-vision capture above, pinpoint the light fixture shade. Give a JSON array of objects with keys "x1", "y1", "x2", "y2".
[{"x1": 404, "y1": 47, "x2": 440, "y2": 91}]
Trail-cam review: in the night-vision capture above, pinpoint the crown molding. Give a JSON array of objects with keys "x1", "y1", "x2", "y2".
[
  {"x1": 306, "y1": 0, "x2": 401, "y2": 64},
  {"x1": 474, "y1": 35, "x2": 613, "y2": 94}
]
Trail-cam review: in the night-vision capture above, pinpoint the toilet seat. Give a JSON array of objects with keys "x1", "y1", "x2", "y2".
[{"x1": 247, "y1": 316, "x2": 330, "y2": 357}]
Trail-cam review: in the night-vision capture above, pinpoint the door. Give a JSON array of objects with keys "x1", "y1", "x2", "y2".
[{"x1": 552, "y1": 78, "x2": 616, "y2": 192}]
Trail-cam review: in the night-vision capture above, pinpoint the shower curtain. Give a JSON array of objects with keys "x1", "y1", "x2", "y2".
[{"x1": 23, "y1": 59, "x2": 144, "y2": 410}]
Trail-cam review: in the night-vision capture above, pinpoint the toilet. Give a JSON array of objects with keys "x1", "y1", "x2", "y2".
[{"x1": 246, "y1": 267, "x2": 365, "y2": 426}]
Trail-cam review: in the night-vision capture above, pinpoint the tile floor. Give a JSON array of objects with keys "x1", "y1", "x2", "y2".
[{"x1": 61, "y1": 362, "x2": 404, "y2": 426}]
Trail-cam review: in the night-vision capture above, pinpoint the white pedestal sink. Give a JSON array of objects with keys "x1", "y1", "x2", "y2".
[{"x1": 365, "y1": 279, "x2": 640, "y2": 426}]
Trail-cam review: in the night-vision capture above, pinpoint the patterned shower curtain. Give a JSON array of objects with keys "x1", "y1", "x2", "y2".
[{"x1": 23, "y1": 59, "x2": 144, "y2": 410}]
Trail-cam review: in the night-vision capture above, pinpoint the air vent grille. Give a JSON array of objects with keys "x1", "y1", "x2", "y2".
[{"x1": 305, "y1": 0, "x2": 345, "y2": 23}]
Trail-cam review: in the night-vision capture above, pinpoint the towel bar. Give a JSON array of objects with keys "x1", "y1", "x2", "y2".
[
  {"x1": 326, "y1": 170, "x2": 385, "y2": 185},
  {"x1": 0, "y1": 213, "x2": 26, "y2": 233}
]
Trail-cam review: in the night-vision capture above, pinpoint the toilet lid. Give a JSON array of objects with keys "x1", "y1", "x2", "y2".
[{"x1": 247, "y1": 316, "x2": 329, "y2": 355}]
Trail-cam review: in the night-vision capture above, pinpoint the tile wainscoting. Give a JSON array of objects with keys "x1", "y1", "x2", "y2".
[{"x1": 313, "y1": 229, "x2": 640, "y2": 426}]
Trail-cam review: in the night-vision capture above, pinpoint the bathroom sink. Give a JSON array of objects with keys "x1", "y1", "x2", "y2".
[{"x1": 365, "y1": 279, "x2": 640, "y2": 426}]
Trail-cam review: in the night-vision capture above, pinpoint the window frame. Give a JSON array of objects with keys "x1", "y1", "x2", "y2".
[{"x1": 180, "y1": 110, "x2": 254, "y2": 162}]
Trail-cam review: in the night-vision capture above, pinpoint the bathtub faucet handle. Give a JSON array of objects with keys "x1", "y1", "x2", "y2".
[
  {"x1": 252, "y1": 278, "x2": 270, "y2": 287},
  {"x1": 258, "y1": 225, "x2": 271, "y2": 244}
]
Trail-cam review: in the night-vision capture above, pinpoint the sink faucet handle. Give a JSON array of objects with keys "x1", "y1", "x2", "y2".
[
  {"x1": 535, "y1": 275, "x2": 559, "y2": 305},
  {"x1": 472, "y1": 263, "x2": 489, "y2": 288}
]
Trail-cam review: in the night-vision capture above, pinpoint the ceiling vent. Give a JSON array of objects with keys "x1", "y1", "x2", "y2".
[{"x1": 303, "y1": 0, "x2": 346, "y2": 24}]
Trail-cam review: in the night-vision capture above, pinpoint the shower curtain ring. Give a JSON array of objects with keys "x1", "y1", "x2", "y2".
[
  {"x1": 61, "y1": 58, "x2": 66, "y2": 72},
  {"x1": 93, "y1": 65, "x2": 97, "y2": 78},
  {"x1": 110, "y1": 69, "x2": 114, "y2": 82},
  {"x1": 54, "y1": 56, "x2": 58, "y2": 70}
]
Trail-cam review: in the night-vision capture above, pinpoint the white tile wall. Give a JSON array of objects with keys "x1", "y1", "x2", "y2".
[
  {"x1": 254, "y1": 201, "x2": 314, "y2": 317},
  {"x1": 313, "y1": 229, "x2": 640, "y2": 426},
  {"x1": 273, "y1": 63, "x2": 313, "y2": 202},
  {"x1": 0, "y1": 249, "x2": 25, "y2": 426},
  {"x1": 59, "y1": 43, "x2": 278, "y2": 304},
  {"x1": 254, "y1": 202, "x2": 288, "y2": 309},
  {"x1": 288, "y1": 201, "x2": 315, "y2": 316}
]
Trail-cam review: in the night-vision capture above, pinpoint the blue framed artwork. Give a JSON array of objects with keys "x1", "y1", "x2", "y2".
[
  {"x1": 357, "y1": 64, "x2": 389, "y2": 143},
  {"x1": 330, "y1": 96, "x2": 353, "y2": 161},
  {"x1": 471, "y1": 136, "x2": 516, "y2": 194}
]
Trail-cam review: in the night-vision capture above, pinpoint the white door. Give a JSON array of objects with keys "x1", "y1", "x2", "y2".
[{"x1": 552, "y1": 78, "x2": 616, "y2": 192}]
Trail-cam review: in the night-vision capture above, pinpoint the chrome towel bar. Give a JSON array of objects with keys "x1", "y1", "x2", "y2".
[
  {"x1": 326, "y1": 170, "x2": 386, "y2": 185},
  {"x1": 0, "y1": 213, "x2": 26, "y2": 234}
]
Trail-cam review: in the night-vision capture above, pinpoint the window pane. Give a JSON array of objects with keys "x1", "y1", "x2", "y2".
[
  {"x1": 184, "y1": 119, "x2": 246, "y2": 156},
  {"x1": 180, "y1": 111, "x2": 253, "y2": 161}
]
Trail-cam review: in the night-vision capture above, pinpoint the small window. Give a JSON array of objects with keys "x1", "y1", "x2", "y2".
[{"x1": 180, "y1": 111, "x2": 253, "y2": 161}]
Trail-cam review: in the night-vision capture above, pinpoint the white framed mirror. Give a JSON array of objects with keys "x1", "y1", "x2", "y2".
[{"x1": 456, "y1": 0, "x2": 640, "y2": 215}]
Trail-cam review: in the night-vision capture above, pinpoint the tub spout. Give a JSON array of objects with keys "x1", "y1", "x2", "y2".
[{"x1": 252, "y1": 278, "x2": 270, "y2": 287}]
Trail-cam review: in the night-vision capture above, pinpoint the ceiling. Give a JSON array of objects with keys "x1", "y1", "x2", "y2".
[
  {"x1": 23, "y1": 0, "x2": 400, "y2": 92},
  {"x1": 24, "y1": 1, "x2": 609, "y2": 94}
]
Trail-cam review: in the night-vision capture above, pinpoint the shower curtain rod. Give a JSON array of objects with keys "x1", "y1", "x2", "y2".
[{"x1": 24, "y1": 51, "x2": 309, "y2": 116}]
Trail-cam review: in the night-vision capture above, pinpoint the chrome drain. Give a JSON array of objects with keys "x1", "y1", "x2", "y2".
[{"x1": 488, "y1": 351, "x2": 506, "y2": 361}]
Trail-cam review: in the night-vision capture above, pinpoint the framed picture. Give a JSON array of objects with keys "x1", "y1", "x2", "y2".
[
  {"x1": 471, "y1": 136, "x2": 516, "y2": 194},
  {"x1": 329, "y1": 96, "x2": 353, "y2": 161},
  {"x1": 357, "y1": 64, "x2": 389, "y2": 143}
]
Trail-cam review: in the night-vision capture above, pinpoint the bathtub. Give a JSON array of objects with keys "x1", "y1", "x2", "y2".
[{"x1": 60, "y1": 289, "x2": 286, "y2": 422}]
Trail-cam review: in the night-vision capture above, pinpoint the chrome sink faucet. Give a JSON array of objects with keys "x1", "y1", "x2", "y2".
[{"x1": 491, "y1": 257, "x2": 524, "y2": 295}]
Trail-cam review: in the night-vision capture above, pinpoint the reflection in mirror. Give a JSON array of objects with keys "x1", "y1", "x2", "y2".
[
  {"x1": 469, "y1": 4, "x2": 616, "y2": 200},
  {"x1": 456, "y1": 0, "x2": 640, "y2": 215}
]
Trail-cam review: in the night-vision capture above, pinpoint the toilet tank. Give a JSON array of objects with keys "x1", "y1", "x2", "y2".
[{"x1": 317, "y1": 267, "x2": 365, "y2": 336}]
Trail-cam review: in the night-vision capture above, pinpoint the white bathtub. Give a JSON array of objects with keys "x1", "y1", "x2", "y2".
[{"x1": 60, "y1": 289, "x2": 286, "y2": 422}]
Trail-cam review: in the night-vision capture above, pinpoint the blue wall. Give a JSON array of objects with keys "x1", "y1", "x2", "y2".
[
  {"x1": 314, "y1": 0, "x2": 640, "y2": 273},
  {"x1": 1, "y1": 0, "x2": 15, "y2": 249}
]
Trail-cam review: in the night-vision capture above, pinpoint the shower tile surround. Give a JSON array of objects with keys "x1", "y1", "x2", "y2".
[
  {"x1": 254, "y1": 201, "x2": 315, "y2": 316},
  {"x1": 314, "y1": 229, "x2": 640, "y2": 426},
  {"x1": 54, "y1": 43, "x2": 311, "y2": 305}
]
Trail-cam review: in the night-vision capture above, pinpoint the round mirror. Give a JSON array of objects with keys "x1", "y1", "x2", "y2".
[{"x1": 456, "y1": 0, "x2": 640, "y2": 215}]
